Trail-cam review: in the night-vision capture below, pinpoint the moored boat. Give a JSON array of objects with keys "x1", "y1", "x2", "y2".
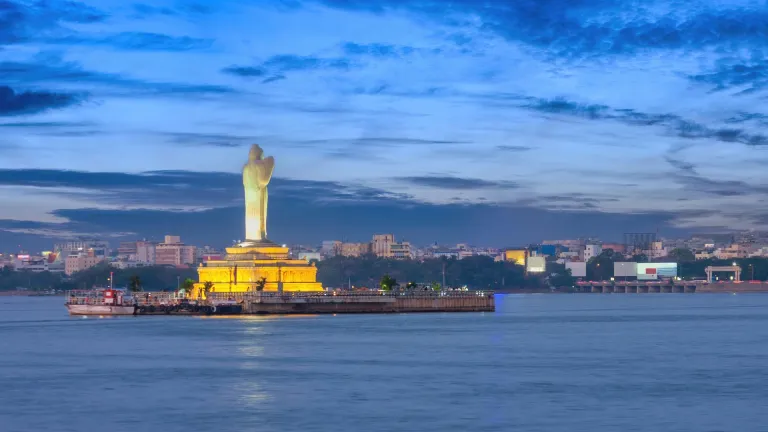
[{"x1": 65, "y1": 289, "x2": 136, "y2": 316}]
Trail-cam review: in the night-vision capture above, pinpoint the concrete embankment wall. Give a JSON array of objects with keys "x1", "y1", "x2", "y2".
[
  {"x1": 697, "y1": 283, "x2": 768, "y2": 293},
  {"x1": 244, "y1": 295, "x2": 495, "y2": 314}
]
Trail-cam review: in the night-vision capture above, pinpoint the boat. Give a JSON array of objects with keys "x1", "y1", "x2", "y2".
[{"x1": 65, "y1": 288, "x2": 136, "y2": 316}]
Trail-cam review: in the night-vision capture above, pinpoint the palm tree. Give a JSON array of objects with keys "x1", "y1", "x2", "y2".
[
  {"x1": 202, "y1": 281, "x2": 214, "y2": 299},
  {"x1": 128, "y1": 275, "x2": 142, "y2": 293},
  {"x1": 254, "y1": 277, "x2": 267, "y2": 292}
]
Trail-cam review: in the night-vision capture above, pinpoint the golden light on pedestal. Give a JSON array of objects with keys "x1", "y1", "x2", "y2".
[{"x1": 192, "y1": 144, "x2": 323, "y2": 297}]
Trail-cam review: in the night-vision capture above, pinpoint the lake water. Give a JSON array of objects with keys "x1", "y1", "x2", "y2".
[{"x1": 1, "y1": 294, "x2": 767, "y2": 432}]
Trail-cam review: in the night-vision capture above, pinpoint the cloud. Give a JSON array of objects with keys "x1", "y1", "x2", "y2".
[
  {"x1": 300, "y1": 137, "x2": 469, "y2": 146},
  {"x1": 58, "y1": 32, "x2": 213, "y2": 51},
  {"x1": 519, "y1": 97, "x2": 768, "y2": 147},
  {"x1": 398, "y1": 176, "x2": 518, "y2": 190},
  {"x1": 160, "y1": 132, "x2": 264, "y2": 148},
  {"x1": 0, "y1": 59, "x2": 235, "y2": 96},
  {"x1": 689, "y1": 59, "x2": 768, "y2": 95},
  {"x1": 0, "y1": 85, "x2": 84, "y2": 116},
  {"x1": 341, "y1": 42, "x2": 421, "y2": 58},
  {"x1": 0, "y1": 0, "x2": 107, "y2": 44},
  {"x1": 316, "y1": 0, "x2": 768, "y2": 58},
  {"x1": 496, "y1": 145, "x2": 532, "y2": 152},
  {"x1": 223, "y1": 54, "x2": 352, "y2": 81}
]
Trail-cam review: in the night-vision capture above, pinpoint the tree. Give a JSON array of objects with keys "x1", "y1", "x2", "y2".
[
  {"x1": 128, "y1": 275, "x2": 142, "y2": 293},
  {"x1": 254, "y1": 277, "x2": 267, "y2": 292},
  {"x1": 668, "y1": 248, "x2": 695, "y2": 262},
  {"x1": 548, "y1": 269, "x2": 575, "y2": 288},
  {"x1": 631, "y1": 253, "x2": 649, "y2": 262},
  {"x1": 202, "y1": 281, "x2": 214, "y2": 298},
  {"x1": 431, "y1": 281, "x2": 441, "y2": 291},
  {"x1": 380, "y1": 274, "x2": 397, "y2": 291},
  {"x1": 181, "y1": 278, "x2": 195, "y2": 294}
]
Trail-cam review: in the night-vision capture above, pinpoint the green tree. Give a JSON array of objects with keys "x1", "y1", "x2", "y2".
[
  {"x1": 128, "y1": 275, "x2": 142, "y2": 293},
  {"x1": 380, "y1": 274, "x2": 397, "y2": 291},
  {"x1": 254, "y1": 277, "x2": 267, "y2": 292},
  {"x1": 668, "y1": 248, "x2": 695, "y2": 262},
  {"x1": 181, "y1": 278, "x2": 195, "y2": 294},
  {"x1": 431, "y1": 281, "x2": 441, "y2": 291}
]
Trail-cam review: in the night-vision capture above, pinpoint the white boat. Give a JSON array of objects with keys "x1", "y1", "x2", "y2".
[
  {"x1": 65, "y1": 288, "x2": 136, "y2": 316},
  {"x1": 66, "y1": 304, "x2": 136, "y2": 315}
]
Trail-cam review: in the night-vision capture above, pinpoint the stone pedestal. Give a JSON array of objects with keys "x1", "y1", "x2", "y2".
[{"x1": 194, "y1": 240, "x2": 323, "y2": 296}]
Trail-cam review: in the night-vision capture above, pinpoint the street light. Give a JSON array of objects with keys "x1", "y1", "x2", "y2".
[{"x1": 177, "y1": 275, "x2": 180, "y2": 291}]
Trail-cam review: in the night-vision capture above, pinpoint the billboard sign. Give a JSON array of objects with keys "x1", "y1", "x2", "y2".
[
  {"x1": 527, "y1": 256, "x2": 546, "y2": 273},
  {"x1": 637, "y1": 263, "x2": 677, "y2": 280},
  {"x1": 565, "y1": 261, "x2": 586, "y2": 277},
  {"x1": 614, "y1": 262, "x2": 637, "y2": 277}
]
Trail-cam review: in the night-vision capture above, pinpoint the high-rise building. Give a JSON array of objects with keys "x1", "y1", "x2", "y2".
[
  {"x1": 372, "y1": 234, "x2": 394, "y2": 258},
  {"x1": 136, "y1": 241, "x2": 157, "y2": 264},
  {"x1": 155, "y1": 235, "x2": 196, "y2": 267}
]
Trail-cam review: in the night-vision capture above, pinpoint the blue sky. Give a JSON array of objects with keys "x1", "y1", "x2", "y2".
[{"x1": 1, "y1": 0, "x2": 767, "y2": 250}]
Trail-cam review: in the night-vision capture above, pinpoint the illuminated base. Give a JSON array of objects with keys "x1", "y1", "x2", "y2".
[{"x1": 193, "y1": 244, "x2": 323, "y2": 297}]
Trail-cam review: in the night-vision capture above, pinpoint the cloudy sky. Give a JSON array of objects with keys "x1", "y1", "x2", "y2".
[{"x1": 1, "y1": 0, "x2": 767, "y2": 250}]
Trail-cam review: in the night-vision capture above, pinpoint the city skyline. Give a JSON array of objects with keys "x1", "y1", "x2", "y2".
[{"x1": 1, "y1": 0, "x2": 767, "y2": 249}]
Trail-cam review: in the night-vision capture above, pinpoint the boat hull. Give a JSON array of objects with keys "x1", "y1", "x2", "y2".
[{"x1": 66, "y1": 304, "x2": 136, "y2": 316}]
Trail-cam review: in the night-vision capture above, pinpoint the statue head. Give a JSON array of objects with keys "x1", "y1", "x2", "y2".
[{"x1": 248, "y1": 144, "x2": 264, "y2": 162}]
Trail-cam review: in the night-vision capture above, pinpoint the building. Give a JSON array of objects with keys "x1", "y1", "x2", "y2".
[
  {"x1": 55, "y1": 240, "x2": 109, "y2": 257},
  {"x1": 196, "y1": 245, "x2": 222, "y2": 262},
  {"x1": 714, "y1": 244, "x2": 750, "y2": 260},
  {"x1": 372, "y1": 234, "x2": 395, "y2": 258},
  {"x1": 340, "y1": 242, "x2": 371, "y2": 257},
  {"x1": 321, "y1": 240, "x2": 342, "y2": 257},
  {"x1": 136, "y1": 241, "x2": 157, "y2": 264},
  {"x1": 155, "y1": 235, "x2": 196, "y2": 267},
  {"x1": 117, "y1": 241, "x2": 138, "y2": 258},
  {"x1": 65, "y1": 253, "x2": 104, "y2": 275},
  {"x1": 584, "y1": 244, "x2": 602, "y2": 261},
  {"x1": 432, "y1": 249, "x2": 459, "y2": 259},
  {"x1": 601, "y1": 243, "x2": 626, "y2": 254},
  {"x1": 111, "y1": 260, "x2": 151, "y2": 270},
  {"x1": 14, "y1": 255, "x2": 55, "y2": 272},
  {"x1": 504, "y1": 249, "x2": 527, "y2": 265},
  {"x1": 390, "y1": 242, "x2": 412, "y2": 259},
  {"x1": 298, "y1": 252, "x2": 322, "y2": 262}
]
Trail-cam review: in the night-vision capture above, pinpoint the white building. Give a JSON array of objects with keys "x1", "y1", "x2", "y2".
[
  {"x1": 136, "y1": 241, "x2": 157, "y2": 264},
  {"x1": 111, "y1": 260, "x2": 151, "y2": 270},
  {"x1": 584, "y1": 244, "x2": 602, "y2": 261},
  {"x1": 390, "y1": 242, "x2": 412, "y2": 259},
  {"x1": 298, "y1": 252, "x2": 322, "y2": 262}
]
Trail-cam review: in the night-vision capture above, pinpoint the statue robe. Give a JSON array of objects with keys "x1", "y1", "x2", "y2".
[{"x1": 243, "y1": 157, "x2": 274, "y2": 241}]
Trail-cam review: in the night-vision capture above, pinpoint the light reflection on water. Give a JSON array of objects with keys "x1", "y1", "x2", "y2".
[{"x1": 2, "y1": 295, "x2": 768, "y2": 432}]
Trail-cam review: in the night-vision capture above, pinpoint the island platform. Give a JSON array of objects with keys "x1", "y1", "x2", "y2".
[{"x1": 66, "y1": 290, "x2": 495, "y2": 316}]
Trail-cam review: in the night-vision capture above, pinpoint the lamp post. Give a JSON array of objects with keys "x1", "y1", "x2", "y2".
[{"x1": 177, "y1": 275, "x2": 180, "y2": 291}]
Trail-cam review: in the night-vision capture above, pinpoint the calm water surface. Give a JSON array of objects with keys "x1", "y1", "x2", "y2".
[{"x1": 2, "y1": 294, "x2": 768, "y2": 432}]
